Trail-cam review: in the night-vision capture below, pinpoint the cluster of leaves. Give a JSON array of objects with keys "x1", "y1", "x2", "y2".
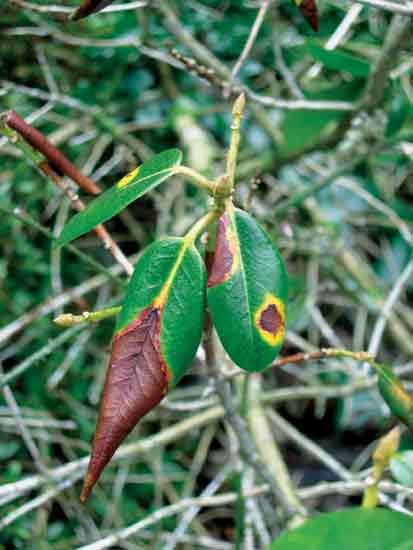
[
  {"x1": 2, "y1": 0, "x2": 413, "y2": 548},
  {"x1": 55, "y1": 137, "x2": 289, "y2": 498}
]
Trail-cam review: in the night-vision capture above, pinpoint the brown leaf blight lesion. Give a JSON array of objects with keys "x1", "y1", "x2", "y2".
[
  {"x1": 71, "y1": 0, "x2": 115, "y2": 21},
  {"x1": 207, "y1": 212, "x2": 238, "y2": 288},
  {"x1": 80, "y1": 307, "x2": 170, "y2": 502},
  {"x1": 298, "y1": 0, "x2": 319, "y2": 32}
]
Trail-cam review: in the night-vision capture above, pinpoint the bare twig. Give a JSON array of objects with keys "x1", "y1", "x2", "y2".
[
  {"x1": 5, "y1": 111, "x2": 100, "y2": 195},
  {"x1": 0, "y1": 407, "x2": 224, "y2": 506},
  {"x1": 267, "y1": 410, "x2": 355, "y2": 482},
  {"x1": 7, "y1": 0, "x2": 147, "y2": 14},
  {"x1": 359, "y1": 15, "x2": 413, "y2": 113},
  {"x1": 368, "y1": 257, "x2": 413, "y2": 357},
  {"x1": 353, "y1": 0, "x2": 413, "y2": 15},
  {"x1": 247, "y1": 375, "x2": 307, "y2": 525},
  {"x1": 1, "y1": 114, "x2": 133, "y2": 276},
  {"x1": 203, "y1": 326, "x2": 299, "y2": 526},
  {"x1": 229, "y1": 0, "x2": 271, "y2": 87}
]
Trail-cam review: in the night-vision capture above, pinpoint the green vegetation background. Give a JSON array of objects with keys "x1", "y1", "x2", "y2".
[{"x1": 1, "y1": 1, "x2": 413, "y2": 548}]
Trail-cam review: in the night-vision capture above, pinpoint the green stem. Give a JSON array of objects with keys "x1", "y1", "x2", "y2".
[
  {"x1": 183, "y1": 210, "x2": 218, "y2": 246},
  {"x1": 54, "y1": 306, "x2": 122, "y2": 327},
  {"x1": 362, "y1": 427, "x2": 400, "y2": 509},
  {"x1": 207, "y1": 93, "x2": 247, "y2": 216},
  {"x1": 225, "y1": 93, "x2": 246, "y2": 194},
  {"x1": 172, "y1": 165, "x2": 216, "y2": 194}
]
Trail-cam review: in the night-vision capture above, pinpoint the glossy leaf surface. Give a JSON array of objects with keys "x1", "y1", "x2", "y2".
[
  {"x1": 269, "y1": 508, "x2": 413, "y2": 549},
  {"x1": 55, "y1": 149, "x2": 182, "y2": 248},
  {"x1": 81, "y1": 237, "x2": 205, "y2": 500},
  {"x1": 207, "y1": 206, "x2": 288, "y2": 372}
]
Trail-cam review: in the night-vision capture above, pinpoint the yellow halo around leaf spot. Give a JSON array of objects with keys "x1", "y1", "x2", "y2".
[
  {"x1": 254, "y1": 293, "x2": 285, "y2": 347},
  {"x1": 117, "y1": 166, "x2": 140, "y2": 189}
]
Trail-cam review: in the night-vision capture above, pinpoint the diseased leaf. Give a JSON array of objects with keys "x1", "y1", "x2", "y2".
[
  {"x1": 207, "y1": 206, "x2": 288, "y2": 372},
  {"x1": 375, "y1": 363, "x2": 413, "y2": 427},
  {"x1": 294, "y1": 0, "x2": 319, "y2": 32},
  {"x1": 55, "y1": 149, "x2": 182, "y2": 248},
  {"x1": 269, "y1": 508, "x2": 413, "y2": 549},
  {"x1": 71, "y1": 0, "x2": 115, "y2": 21},
  {"x1": 81, "y1": 237, "x2": 205, "y2": 501}
]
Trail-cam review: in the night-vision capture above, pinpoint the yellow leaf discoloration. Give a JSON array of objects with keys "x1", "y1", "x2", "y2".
[
  {"x1": 254, "y1": 293, "x2": 285, "y2": 347},
  {"x1": 117, "y1": 166, "x2": 140, "y2": 189},
  {"x1": 226, "y1": 211, "x2": 240, "y2": 279}
]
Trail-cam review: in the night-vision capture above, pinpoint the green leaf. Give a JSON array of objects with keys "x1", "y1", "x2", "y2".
[
  {"x1": 207, "y1": 206, "x2": 288, "y2": 372},
  {"x1": 81, "y1": 237, "x2": 205, "y2": 501},
  {"x1": 55, "y1": 149, "x2": 182, "y2": 248},
  {"x1": 117, "y1": 237, "x2": 206, "y2": 383},
  {"x1": 279, "y1": 81, "x2": 363, "y2": 156},
  {"x1": 306, "y1": 42, "x2": 370, "y2": 78},
  {"x1": 390, "y1": 451, "x2": 413, "y2": 487},
  {"x1": 269, "y1": 508, "x2": 413, "y2": 550},
  {"x1": 375, "y1": 363, "x2": 413, "y2": 426}
]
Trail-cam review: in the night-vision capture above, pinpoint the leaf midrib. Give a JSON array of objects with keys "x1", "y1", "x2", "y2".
[{"x1": 232, "y1": 209, "x2": 255, "y2": 354}]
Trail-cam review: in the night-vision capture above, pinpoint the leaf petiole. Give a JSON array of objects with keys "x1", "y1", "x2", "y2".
[
  {"x1": 183, "y1": 210, "x2": 218, "y2": 247},
  {"x1": 171, "y1": 164, "x2": 216, "y2": 194},
  {"x1": 54, "y1": 306, "x2": 122, "y2": 327}
]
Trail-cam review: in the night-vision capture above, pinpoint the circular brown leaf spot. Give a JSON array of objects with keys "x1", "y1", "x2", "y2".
[{"x1": 259, "y1": 303, "x2": 283, "y2": 336}]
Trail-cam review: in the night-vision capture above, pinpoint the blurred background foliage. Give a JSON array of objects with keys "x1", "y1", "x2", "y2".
[{"x1": 1, "y1": 0, "x2": 413, "y2": 548}]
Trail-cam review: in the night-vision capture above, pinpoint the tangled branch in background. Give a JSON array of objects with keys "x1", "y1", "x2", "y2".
[{"x1": 2, "y1": 0, "x2": 413, "y2": 548}]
